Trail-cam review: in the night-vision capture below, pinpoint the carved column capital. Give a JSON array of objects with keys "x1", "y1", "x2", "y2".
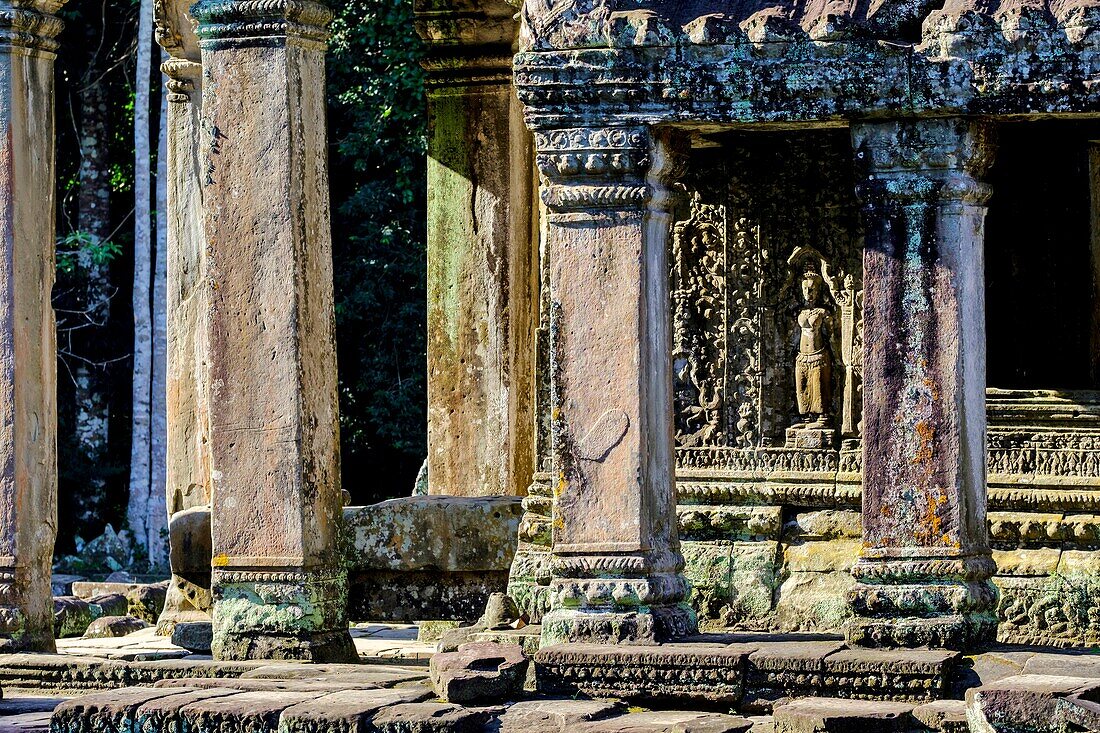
[
  {"x1": 155, "y1": 0, "x2": 203, "y2": 101},
  {"x1": 852, "y1": 118, "x2": 996, "y2": 205},
  {"x1": 535, "y1": 125, "x2": 655, "y2": 221},
  {"x1": 192, "y1": 0, "x2": 333, "y2": 49},
  {"x1": 0, "y1": 3, "x2": 66, "y2": 54}
]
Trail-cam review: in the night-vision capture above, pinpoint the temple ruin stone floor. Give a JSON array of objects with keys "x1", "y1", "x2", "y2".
[{"x1": 2, "y1": 627, "x2": 1099, "y2": 732}]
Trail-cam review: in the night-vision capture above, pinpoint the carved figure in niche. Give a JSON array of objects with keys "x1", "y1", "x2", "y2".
[{"x1": 793, "y1": 268, "x2": 834, "y2": 429}]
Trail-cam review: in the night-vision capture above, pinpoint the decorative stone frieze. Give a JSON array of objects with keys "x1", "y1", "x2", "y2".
[
  {"x1": 537, "y1": 125, "x2": 696, "y2": 645},
  {"x1": 847, "y1": 118, "x2": 998, "y2": 651},
  {"x1": 192, "y1": 0, "x2": 354, "y2": 661},
  {"x1": 415, "y1": 0, "x2": 538, "y2": 498},
  {"x1": 0, "y1": 0, "x2": 69, "y2": 653}
]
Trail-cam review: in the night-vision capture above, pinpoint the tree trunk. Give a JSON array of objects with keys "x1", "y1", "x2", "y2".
[
  {"x1": 149, "y1": 59, "x2": 169, "y2": 571},
  {"x1": 128, "y1": 0, "x2": 155, "y2": 569}
]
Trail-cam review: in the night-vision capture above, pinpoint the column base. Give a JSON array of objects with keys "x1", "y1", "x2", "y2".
[
  {"x1": 541, "y1": 605, "x2": 697, "y2": 646},
  {"x1": 155, "y1": 575, "x2": 213, "y2": 636},
  {"x1": 0, "y1": 609, "x2": 55, "y2": 653},
  {"x1": 211, "y1": 568, "x2": 356, "y2": 662},
  {"x1": 846, "y1": 614, "x2": 997, "y2": 650},
  {"x1": 0, "y1": 570, "x2": 56, "y2": 653},
  {"x1": 213, "y1": 628, "x2": 358, "y2": 662},
  {"x1": 845, "y1": 553, "x2": 999, "y2": 651}
]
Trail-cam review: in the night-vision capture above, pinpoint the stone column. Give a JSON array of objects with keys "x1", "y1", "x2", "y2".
[
  {"x1": 847, "y1": 118, "x2": 998, "y2": 651},
  {"x1": 0, "y1": 0, "x2": 66, "y2": 653},
  {"x1": 154, "y1": 0, "x2": 214, "y2": 635},
  {"x1": 415, "y1": 0, "x2": 537, "y2": 498},
  {"x1": 194, "y1": 0, "x2": 355, "y2": 661},
  {"x1": 537, "y1": 126, "x2": 696, "y2": 646}
]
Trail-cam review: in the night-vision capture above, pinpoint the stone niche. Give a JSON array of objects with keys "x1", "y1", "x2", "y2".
[{"x1": 512, "y1": 120, "x2": 1100, "y2": 647}]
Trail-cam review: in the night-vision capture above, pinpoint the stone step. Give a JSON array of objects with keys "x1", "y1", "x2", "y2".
[
  {"x1": 47, "y1": 685, "x2": 766, "y2": 733},
  {"x1": 965, "y1": 673, "x2": 1100, "y2": 732},
  {"x1": 535, "y1": 639, "x2": 958, "y2": 708}
]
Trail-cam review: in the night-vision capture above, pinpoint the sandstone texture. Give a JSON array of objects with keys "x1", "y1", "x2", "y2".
[
  {"x1": 430, "y1": 642, "x2": 527, "y2": 703},
  {"x1": 82, "y1": 616, "x2": 149, "y2": 639},
  {"x1": 171, "y1": 621, "x2": 213, "y2": 653}
]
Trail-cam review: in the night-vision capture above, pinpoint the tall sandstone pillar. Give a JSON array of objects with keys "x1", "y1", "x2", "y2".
[
  {"x1": 537, "y1": 127, "x2": 695, "y2": 645},
  {"x1": 847, "y1": 118, "x2": 998, "y2": 651},
  {"x1": 415, "y1": 0, "x2": 537, "y2": 498},
  {"x1": 194, "y1": 0, "x2": 355, "y2": 661},
  {"x1": 0, "y1": 0, "x2": 65, "y2": 653},
  {"x1": 154, "y1": 0, "x2": 214, "y2": 636}
]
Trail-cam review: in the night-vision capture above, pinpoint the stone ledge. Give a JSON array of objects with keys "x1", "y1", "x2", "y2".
[{"x1": 534, "y1": 637, "x2": 958, "y2": 707}]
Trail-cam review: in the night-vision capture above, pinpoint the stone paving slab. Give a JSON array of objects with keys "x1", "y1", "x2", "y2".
[
  {"x1": 279, "y1": 687, "x2": 435, "y2": 732},
  {"x1": 772, "y1": 698, "x2": 915, "y2": 732},
  {"x1": 0, "y1": 712, "x2": 52, "y2": 732},
  {"x1": 965, "y1": 673, "x2": 1100, "y2": 733},
  {"x1": 178, "y1": 690, "x2": 318, "y2": 732}
]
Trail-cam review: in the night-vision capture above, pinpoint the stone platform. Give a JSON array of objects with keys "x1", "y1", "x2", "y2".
[
  {"x1": 535, "y1": 636, "x2": 958, "y2": 708},
  {"x1": 5, "y1": 629, "x2": 1100, "y2": 732}
]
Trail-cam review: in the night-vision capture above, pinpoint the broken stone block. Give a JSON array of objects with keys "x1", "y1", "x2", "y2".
[
  {"x1": 127, "y1": 582, "x2": 169, "y2": 624},
  {"x1": 1062, "y1": 689, "x2": 1100, "y2": 732},
  {"x1": 346, "y1": 497, "x2": 523, "y2": 624},
  {"x1": 88, "y1": 593, "x2": 129, "y2": 618},
  {"x1": 772, "y1": 698, "x2": 915, "y2": 732},
  {"x1": 50, "y1": 575, "x2": 86, "y2": 596},
  {"x1": 83, "y1": 616, "x2": 149, "y2": 639},
  {"x1": 369, "y1": 702, "x2": 498, "y2": 733},
  {"x1": 53, "y1": 596, "x2": 95, "y2": 638},
  {"x1": 429, "y1": 642, "x2": 527, "y2": 703},
  {"x1": 171, "y1": 621, "x2": 213, "y2": 653},
  {"x1": 965, "y1": 674, "x2": 1100, "y2": 733},
  {"x1": 576, "y1": 711, "x2": 754, "y2": 733},
  {"x1": 911, "y1": 700, "x2": 967, "y2": 733}
]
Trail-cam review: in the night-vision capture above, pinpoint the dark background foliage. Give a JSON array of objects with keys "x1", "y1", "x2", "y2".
[{"x1": 327, "y1": 0, "x2": 428, "y2": 504}]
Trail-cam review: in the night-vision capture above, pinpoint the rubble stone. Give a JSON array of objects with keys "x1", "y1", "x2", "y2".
[
  {"x1": 126, "y1": 582, "x2": 169, "y2": 624},
  {"x1": 82, "y1": 616, "x2": 149, "y2": 639},
  {"x1": 53, "y1": 597, "x2": 96, "y2": 639},
  {"x1": 430, "y1": 642, "x2": 527, "y2": 703},
  {"x1": 171, "y1": 621, "x2": 213, "y2": 653},
  {"x1": 911, "y1": 700, "x2": 968, "y2": 733},
  {"x1": 965, "y1": 674, "x2": 1100, "y2": 733}
]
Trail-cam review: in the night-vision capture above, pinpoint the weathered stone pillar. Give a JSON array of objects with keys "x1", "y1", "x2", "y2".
[
  {"x1": 847, "y1": 118, "x2": 998, "y2": 650},
  {"x1": 415, "y1": 0, "x2": 537, "y2": 498},
  {"x1": 537, "y1": 126, "x2": 696, "y2": 646},
  {"x1": 154, "y1": 0, "x2": 213, "y2": 636},
  {"x1": 194, "y1": 0, "x2": 355, "y2": 661},
  {"x1": 0, "y1": 0, "x2": 66, "y2": 653}
]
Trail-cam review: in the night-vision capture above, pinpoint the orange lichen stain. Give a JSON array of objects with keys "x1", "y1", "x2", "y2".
[
  {"x1": 913, "y1": 420, "x2": 935, "y2": 466},
  {"x1": 212, "y1": 553, "x2": 229, "y2": 567},
  {"x1": 942, "y1": 534, "x2": 960, "y2": 548}
]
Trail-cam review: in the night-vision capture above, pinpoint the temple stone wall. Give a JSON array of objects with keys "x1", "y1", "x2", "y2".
[{"x1": 511, "y1": 122, "x2": 1100, "y2": 648}]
